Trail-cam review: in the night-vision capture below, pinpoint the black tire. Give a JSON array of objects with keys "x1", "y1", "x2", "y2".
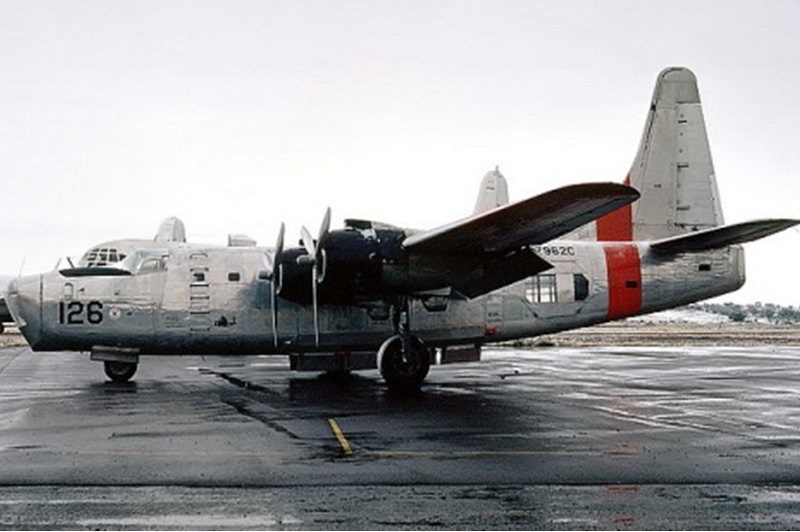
[
  {"x1": 379, "y1": 336, "x2": 431, "y2": 391},
  {"x1": 104, "y1": 361, "x2": 137, "y2": 383}
]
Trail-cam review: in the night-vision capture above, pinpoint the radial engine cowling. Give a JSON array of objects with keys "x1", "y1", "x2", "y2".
[{"x1": 275, "y1": 226, "x2": 394, "y2": 305}]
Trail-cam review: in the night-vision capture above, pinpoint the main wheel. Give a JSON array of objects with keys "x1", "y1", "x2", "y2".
[
  {"x1": 104, "y1": 361, "x2": 138, "y2": 383},
  {"x1": 378, "y1": 335, "x2": 431, "y2": 391}
]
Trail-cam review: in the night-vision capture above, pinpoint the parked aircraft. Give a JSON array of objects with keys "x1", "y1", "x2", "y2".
[{"x1": 4, "y1": 67, "x2": 798, "y2": 390}]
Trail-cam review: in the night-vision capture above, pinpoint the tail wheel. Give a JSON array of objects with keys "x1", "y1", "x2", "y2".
[
  {"x1": 104, "y1": 361, "x2": 138, "y2": 383},
  {"x1": 378, "y1": 335, "x2": 431, "y2": 391}
]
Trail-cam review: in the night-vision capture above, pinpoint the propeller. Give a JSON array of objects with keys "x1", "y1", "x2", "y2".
[
  {"x1": 264, "y1": 222, "x2": 285, "y2": 348},
  {"x1": 298, "y1": 207, "x2": 331, "y2": 346}
]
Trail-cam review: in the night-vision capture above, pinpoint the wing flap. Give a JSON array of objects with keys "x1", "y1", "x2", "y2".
[
  {"x1": 403, "y1": 183, "x2": 639, "y2": 255},
  {"x1": 651, "y1": 219, "x2": 800, "y2": 254}
]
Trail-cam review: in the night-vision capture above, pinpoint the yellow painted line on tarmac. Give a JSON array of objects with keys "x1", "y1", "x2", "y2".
[{"x1": 328, "y1": 418, "x2": 354, "y2": 456}]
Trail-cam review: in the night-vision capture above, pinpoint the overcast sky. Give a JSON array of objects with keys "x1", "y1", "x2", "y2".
[{"x1": 1, "y1": 0, "x2": 798, "y2": 304}]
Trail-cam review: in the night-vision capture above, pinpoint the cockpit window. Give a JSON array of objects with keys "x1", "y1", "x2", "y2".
[
  {"x1": 84, "y1": 249, "x2": 168, "y2": 275},
  {"x1": 138, "y1": 257, "x2": 167, "y2": 273},
  {"x1": 81, "y1": 247, "x2": 127, "y2": 267},
  {"x1": 125, "y1": 250, "x2": 168, "y2": 275}
]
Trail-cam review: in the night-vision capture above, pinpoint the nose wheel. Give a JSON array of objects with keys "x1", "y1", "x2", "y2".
[{"x1": 104, "y1": 361, "x2": 138, "y2": 383}]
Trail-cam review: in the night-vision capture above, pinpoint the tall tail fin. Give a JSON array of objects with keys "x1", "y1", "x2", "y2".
[
  {"x1": 575, "y1": 67, "x2": 725, "y2": 242},
  {"x1": 473, "y1": 167, "x2": 510, "y2": 215},
  {"x1": 626, "y1": 66, "x2": 724, "y2": 240}
]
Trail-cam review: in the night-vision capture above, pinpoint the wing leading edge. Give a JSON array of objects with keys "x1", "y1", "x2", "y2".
[{"x1": 403, "y1": 183, "x2": 640, "y2": 254}]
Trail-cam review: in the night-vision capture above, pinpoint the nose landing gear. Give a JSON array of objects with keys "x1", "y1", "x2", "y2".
[{"x1": 103, "y1": 361, "x2": 138, "y2": 383}]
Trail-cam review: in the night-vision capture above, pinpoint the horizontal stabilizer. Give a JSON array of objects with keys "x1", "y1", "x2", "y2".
[{"x1": 651, "y1": 219, "x2": 800, "y2": 254}]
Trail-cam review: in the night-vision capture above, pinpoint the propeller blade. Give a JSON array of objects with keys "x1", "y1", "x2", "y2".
[
  {"x1": 311, "y1": 265, "x2": 320, "y2": 346},
  {"x1": 276, "y1": 222, "x2": 285, "y2": 256},
  {"x1": 264, "y1": 222, "x2": 286, "y2": 278},
  {"x1": 299, "y1": 208, "x2": 331, "y2": 347},
  {"x1": 300, "y1": 226, "x2": 316, "y2": 257},
  {"x1": 271, "y1": 222, "x2": 286, "y2": 348},
  {"x1": 271, "y1": 273, "x2": 279, "y2": 348},
  {"x1": 317, "y1": 207, "x2": 331, "y2": 250},
  {"x1": 263, "y1": 252, "x2": 275, "y2": 275}
]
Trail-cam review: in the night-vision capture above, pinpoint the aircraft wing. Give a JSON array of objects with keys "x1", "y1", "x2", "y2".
[
  {"x1": 403, "y1": 182, "x2": 640, "y2": 298},
  {"x1": 404, "y1": 183, "x2": 640, "y2": 254}
]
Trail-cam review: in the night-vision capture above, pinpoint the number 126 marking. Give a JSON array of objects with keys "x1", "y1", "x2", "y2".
[{"x1": 58, "y1": 301, "x2": 104, "y2": 325}]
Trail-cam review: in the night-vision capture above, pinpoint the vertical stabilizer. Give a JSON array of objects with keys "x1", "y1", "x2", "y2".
[
  {"x1": 155, "y1": 216, "x2": 187, "y2": 243},
  {"x1": 572, "y1": 67, "x2": 725, "y2": 242},
  {"x1": 624, "y1": 67, "x2": 724, "y2": 240},
  {"x1": 473, "y1": 167, "x2": 510, "y2": 215}
]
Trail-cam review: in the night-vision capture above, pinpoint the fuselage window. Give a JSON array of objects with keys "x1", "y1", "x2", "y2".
[
  {"x1": 193, "y1": 272, "x2": 206, "y2": 283},
  {"x1": 138, "y1": 257, "x2": 166, "y2": 273},
  {"x1": 228, "y1": 272, "x2": 241, "y2": 282},
  {"x1": 63, "y1": 283, "x2": 74, "y2": 301},
  {"x1": 526, "y1": 274, "x2": 557, "y2": 304},
  {"x1": 574, "y1": 274, "x2": 589, "y2": 301}
]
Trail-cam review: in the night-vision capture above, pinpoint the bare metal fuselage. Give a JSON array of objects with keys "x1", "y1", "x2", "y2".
[{"x1": 8, "y1": 240, "x2": 745, "y2": 356}]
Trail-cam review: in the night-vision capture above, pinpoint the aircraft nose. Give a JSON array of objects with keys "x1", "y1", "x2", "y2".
[{"x1": 6, "y1": 275, "x2": 42, "y2": 349}]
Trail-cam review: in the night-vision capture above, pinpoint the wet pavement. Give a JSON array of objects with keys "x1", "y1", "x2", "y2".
[{"x1": 2, "y1": 345, "x2": 800, "y2": 529}]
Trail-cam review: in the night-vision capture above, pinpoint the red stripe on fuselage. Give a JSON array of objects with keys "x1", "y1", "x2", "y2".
[
  {"x1": 596, "y1": 174, "x2": 633, "y2": 241},
  {"x1": 604, "y1": 243, "x2": 642, "y2": 320}
]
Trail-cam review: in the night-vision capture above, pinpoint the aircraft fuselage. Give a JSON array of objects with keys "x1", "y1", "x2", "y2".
[{"x1": 7, "y1": 240, "x2": 745, "y2": 356}]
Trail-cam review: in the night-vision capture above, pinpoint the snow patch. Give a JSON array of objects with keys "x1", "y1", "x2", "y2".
[{"x1": 627, "y1": 309, "x2": 728, "y2": 324}]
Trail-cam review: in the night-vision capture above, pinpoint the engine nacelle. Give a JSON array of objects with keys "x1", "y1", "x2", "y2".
[
  {"x1": 273, "y1": 219, "x2": 470, "y2": 305},
  {"x1": 275, "y1": 224, "x2": 393, "y2": 305}
]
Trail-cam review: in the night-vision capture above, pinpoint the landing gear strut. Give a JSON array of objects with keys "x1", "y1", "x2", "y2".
[
  {"x1": 378, "y1": 298, "x2": 431, "y2": 391},
  {"x1": 104, "y1": 361, "x2": 138, "y2": 383}
]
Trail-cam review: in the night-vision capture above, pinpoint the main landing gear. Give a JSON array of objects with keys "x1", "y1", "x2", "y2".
[
  {"x1": 104, "y1": 361, "x2": 138, "y2": 383},
  {"x1": 377, "y1": 298, "x2": 431, "y2": 391}
]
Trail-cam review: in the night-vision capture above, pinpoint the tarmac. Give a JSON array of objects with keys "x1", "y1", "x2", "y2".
[{"x1": 2, "y1": 332, "x2": 800, "y2": 529}]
